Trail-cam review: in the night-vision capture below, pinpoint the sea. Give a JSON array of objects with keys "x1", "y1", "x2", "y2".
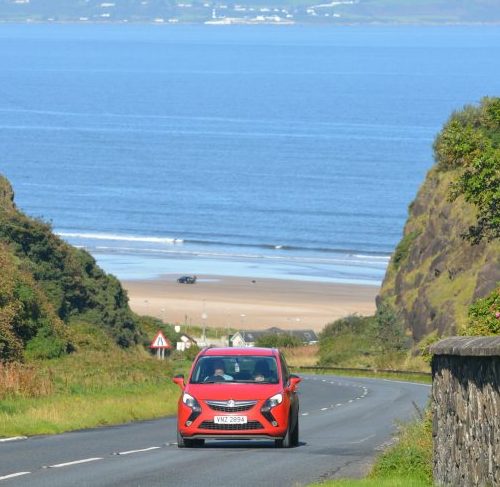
[{"x1": 1, "y1": 24, "x2": 499, "y2": 285}]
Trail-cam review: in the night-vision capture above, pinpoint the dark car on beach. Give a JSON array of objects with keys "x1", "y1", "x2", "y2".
[{"x1": 177, "y1": 275, "x2": 197, "y2": 284}]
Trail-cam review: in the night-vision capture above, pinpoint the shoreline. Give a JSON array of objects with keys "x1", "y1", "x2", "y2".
[{"x1": 122, "y1": 273, "x2": 379, "y2": 332}]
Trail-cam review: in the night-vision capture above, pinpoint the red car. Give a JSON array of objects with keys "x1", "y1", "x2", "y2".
[{"x1": 173, "y1": 347, "x2": 301, "y2": 448}]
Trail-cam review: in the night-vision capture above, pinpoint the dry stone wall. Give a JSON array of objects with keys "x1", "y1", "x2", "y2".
[{"x1": 431, "y1": 337, "x2": 500, "y2": 487}]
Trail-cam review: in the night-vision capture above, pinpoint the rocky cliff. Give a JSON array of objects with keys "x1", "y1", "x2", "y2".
[{"x1": 379, "y1": 99, "x2": 500, "y2": 341}]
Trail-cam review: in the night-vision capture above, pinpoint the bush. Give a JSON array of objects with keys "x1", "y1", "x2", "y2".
[
  {"x1": 255, "y1": 333, "x2": 302, "y2": 348},
  {"x1": 462, "y1": 286, "x2": 500, "y2": 336},
  {"x1": 25, "y1": 325, "x2": 69, "y2": 360},
  {"x1": 433, "y1": 97, "x2": 500, "y2": 243},
  {"x1": 374, "y1": 302, "x2": 408, "y2": 353}
]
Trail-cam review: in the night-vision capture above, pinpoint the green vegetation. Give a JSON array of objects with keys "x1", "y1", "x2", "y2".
[
  {"x1": 462, "y1": 285, "x2": 500, "y2": 336},
  {"x1": 311, "y1": 412, "x2": 433, "y2": 487},
  {"x1": 318, "y1": 312, "x2": 425, "y2": 372},
  {"x1": 380, "y1": 99, "x2": 500, "y2": 340},
  {"x1": 435, "y1": 97, "x2": 500, "y2": 243},
  {"x1": 0, "y1": 174, "x2": 143, "y2": 361},
  {"x1": 0, "y1": 174, "x2": 197, "y2": 437},
  {"x1": 255, "y1": 333, "x2": 302, "y2": 348},
  {"x1": 0, "y1": 335, "x2": 190, "y2": 436},
  {"x1": 0, "y1": 243, "x2": 70, "y2": 362}
]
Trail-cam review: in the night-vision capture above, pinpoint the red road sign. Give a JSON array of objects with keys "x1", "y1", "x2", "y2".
[{"x1": 150, "y1": 331, "x2": 172, "y2": 349}]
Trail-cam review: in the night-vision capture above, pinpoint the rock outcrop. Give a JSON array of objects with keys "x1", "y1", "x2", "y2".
[{"x1": 379, "y1": 98, "x2": 500, "y2": 341}]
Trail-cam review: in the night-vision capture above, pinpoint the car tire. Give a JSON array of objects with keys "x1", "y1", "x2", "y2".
[
  {"x1": 177, "y1": 428, "x2": 197, "y2": 448},
  {"x1": 177, "y1": 427, "x2": 185, "y2": 448},
  {"x1": 291, "y1": 415, "x2": 299, "y2": 447},
  {"x1": 275, "y1": 412, "x2": 293, "y2": 448}
]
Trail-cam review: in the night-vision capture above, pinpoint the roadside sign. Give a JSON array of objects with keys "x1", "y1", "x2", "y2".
[{"x1": 150, "y1": 331, "x2": 172, "y2": 349}]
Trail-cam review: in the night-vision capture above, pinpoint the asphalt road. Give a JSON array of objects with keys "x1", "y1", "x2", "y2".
[{"x1": 0, "y1": 375, "x2": 430, "y2": 486}]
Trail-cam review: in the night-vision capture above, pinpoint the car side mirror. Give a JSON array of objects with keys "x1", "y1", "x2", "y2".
[
  {"x1": 173, "y1": 374, "x2": 185, "y2": 389},
  {"x1": 288, "y1": 374, "x2": 301, "y2": 391}
]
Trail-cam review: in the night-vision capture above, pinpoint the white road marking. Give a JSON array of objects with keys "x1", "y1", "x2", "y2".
[
  {"x1": 348, "y1": 399, "x2": 354, "y2": 403},
  {"x1": 0, "y1": 437, "x2": 27, "y2": 443},
  {"x1": 336, "y1": 403, "x2": 342, "y2": 407},
  {"x1": 49, "y1": 458, "x2": 103, "y2": 468},
  {"x1": 0, "y1": 472, "x2": 31, "y2": 481},
  {"x1": 118, "y1": 446, "x2": 161, "y2": 455},
  {"x1": 349, "y1": 434, "x2": 376, "y2": 444},
  {"x1": 320, "y1": 407, "x2": 328, "y2": 411},
  {"x1": 301, "y1": 412, "x2": 309, "y2": 416}
]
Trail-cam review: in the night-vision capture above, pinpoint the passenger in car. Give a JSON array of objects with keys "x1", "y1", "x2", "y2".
[{"x1": 253, "y1": 360, "x2": 271, "y2": 382}]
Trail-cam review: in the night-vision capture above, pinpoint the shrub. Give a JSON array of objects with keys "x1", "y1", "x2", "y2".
[
  {"x1": 255, "y1": 333, "x2": 302, "y2": 348},
  {"x1": 462, "y1": 286, "x2": 500, "y2": 336},
  {"x1": 433, "y1": 97, "x2": 500, "y2": 243}
]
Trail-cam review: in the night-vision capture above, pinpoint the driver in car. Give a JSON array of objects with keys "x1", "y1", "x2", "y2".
[{"x1": 204, "y1": 360, "x2": 233, "y2": 381}]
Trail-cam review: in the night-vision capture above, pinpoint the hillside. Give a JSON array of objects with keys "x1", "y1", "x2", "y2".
[
  {"x1": 379, "y1": 98, "x2": 500, "y2": 341},
  {"x1": 0, "y1": 0, "x2": 498, "y2": 24},
  {"x1": 0, "y1": 175, "x2": 143, "y2": 361}
]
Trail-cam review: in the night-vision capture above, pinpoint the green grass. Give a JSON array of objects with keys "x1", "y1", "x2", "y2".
[
  {"x1": 311, "y1": 478, "x2": 430, "y2": 487},
  {"x1": 0, "y1": 348, "x2": 191, "y2": 437},
  {"x1": 311, "y1": 412, "x2": 434, "y2": 487}
]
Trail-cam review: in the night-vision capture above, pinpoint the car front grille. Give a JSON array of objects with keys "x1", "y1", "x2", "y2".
[
  {"x1": 205, "y1": 400, "x2": 257, "y2": 412},
  {"x1": 199, "y1": 421, "x2": 264, "y2": 431}
]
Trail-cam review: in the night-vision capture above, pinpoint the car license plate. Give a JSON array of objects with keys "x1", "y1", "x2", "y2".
[{"x1": 214, "y1": 416, "x2": 247, "y2": 424}]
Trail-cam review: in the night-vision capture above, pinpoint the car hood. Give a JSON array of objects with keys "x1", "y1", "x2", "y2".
[{"x1": 185, "y1": 383, "x2": 282, "y2": 401}]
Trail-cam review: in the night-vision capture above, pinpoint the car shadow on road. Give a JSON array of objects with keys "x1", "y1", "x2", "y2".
[{"x1": 197, "y1": 440, "x2": 307, "y2": 449}]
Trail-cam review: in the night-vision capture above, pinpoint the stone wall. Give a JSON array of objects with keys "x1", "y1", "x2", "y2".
[{"x1": 431, "y1": 337, "x2": 500, "y2": 487}]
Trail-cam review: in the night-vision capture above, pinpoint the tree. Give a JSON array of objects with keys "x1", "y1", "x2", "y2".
[{"x1": 373, "y1": 302, "x2": 407, "y2": 353}]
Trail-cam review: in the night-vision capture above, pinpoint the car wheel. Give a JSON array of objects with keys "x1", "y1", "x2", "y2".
[
  {"x1": 177, "y1": 428, "x2": 197, "y2": 448},
  {"x1": 177, "y1": 427, "x2": 185, "y2": 448},
  {"x1": 291, "y1": 414, "x2": 299, "y2": 447},
  {"x1": 275, "y1": 413, "x2": 293, "y2": 448}
]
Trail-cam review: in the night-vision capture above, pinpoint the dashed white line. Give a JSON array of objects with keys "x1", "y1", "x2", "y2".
[
  {"x1": 49, "y1": 458, "x2": 103, "y2": 468},
  {"x1": 320, "y1": 407, "x2": 328, "y2": 411},
  {"x1": 0, "y1": 472, "x2": 31, "y2": 481},
  {"x1": 348, "y1": 399, "x2": 354, "y2": 403},
  {"x1": 301, "y1": 412, "x2": 309, "y2": 416},
  {"x1": 117, "y1": 446, "x2": 161, "y2": 456},
  {"x1": 0, "y1": 437, "x2": 27, "y2": 443}
]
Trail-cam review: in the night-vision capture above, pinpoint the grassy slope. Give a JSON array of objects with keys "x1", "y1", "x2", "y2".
[{"x1": 0, "y1": 348, "x2": 188, "y2": 437}]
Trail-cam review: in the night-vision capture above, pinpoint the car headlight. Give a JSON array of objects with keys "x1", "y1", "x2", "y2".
[
  {"x1": 182, "y1": 393, "x2": 201, "y2": 412},
  {"x1": 261, "y1": 393, "x2": 283, "y2": 412}
]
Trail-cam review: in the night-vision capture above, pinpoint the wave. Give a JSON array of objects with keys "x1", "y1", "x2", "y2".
[
  {"x1": 57, "y1": 231, "x2": 184, "y2": 245},
  {"x1": 91, "y1": 245, "x2": 389, "y2": 268},
  {"x1": 57, "y1": 230, "x2": 392, "y2": 259}
]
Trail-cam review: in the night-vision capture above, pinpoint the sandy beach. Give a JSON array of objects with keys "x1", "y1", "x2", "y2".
[{"x1": 123, "y1": 275, "x2": 379, "y2": 332}]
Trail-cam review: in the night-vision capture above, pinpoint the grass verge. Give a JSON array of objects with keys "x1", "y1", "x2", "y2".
[
  {"x1": 311, "y1": 411, "x2": 433, "y2": 487},
  {"x1": 0, "y1": 348, "x2": 189, "y2": 437}
]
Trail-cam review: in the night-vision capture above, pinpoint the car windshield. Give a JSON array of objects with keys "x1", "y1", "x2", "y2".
[{"x1": 190, "y1": 355, "x2": 280, "y2": 384}]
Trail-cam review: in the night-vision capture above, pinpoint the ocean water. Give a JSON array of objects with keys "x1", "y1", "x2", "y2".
[{"x1": 1, "y1": 24, "x2": 499, "y2": 284}]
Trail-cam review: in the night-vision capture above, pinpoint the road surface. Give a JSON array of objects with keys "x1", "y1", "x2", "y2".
[{"x1": 0, "y1": 375, "x2": 430, "y2": 486}]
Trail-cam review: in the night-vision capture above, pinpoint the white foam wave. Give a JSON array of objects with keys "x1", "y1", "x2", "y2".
[
  {"x1": 91, "y1": 245, "x2": 388, "y2": 268},
  {"x1": 353, "y1": 254, "x2": 391, "y2": 261},
  {"x1": 57, "y1": 232, "x2": 183, "y2": 245}
]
